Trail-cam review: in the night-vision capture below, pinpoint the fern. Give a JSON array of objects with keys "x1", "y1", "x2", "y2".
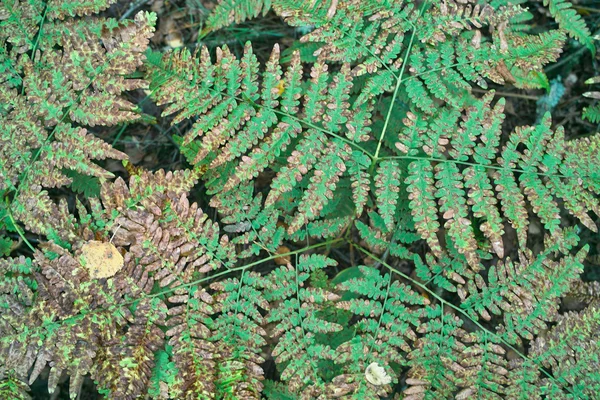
[
  {"x1": 530, "y1": 304, "x2": 600, "y2": 397},
  {"x1": 147, "y1": 13, "x2": 567, "y2": 247},
  {"x1": 583, "y1": 104, "x2": 600, "y2": 123},
  {"x1": 205, "y1": 0, "x2": 272, "y2": 32},
  {"x1": 264, "y1": 254, "x2": 341, "y2": 396},
  {"x1": 542, "y1": 0, "x2": 595, "y2": 53},
  {"x1": 2, "y1": 0, "x2": 600, "y2": 399},
  {"x1": 332, "y1": 265, "x2": 428, "y2": 398},
  {"x1": 0, "y1": 0, "x2": 156, "y2": 240},
  {"x1": 64, "y1": 169, "x2": 102, "y2": 198},
  {"x1": 583, "y1": 75, "x2": 600, "y2": 123}
]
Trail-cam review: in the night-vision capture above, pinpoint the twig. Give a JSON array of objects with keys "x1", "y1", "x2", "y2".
[
  {"x1": 472, "y1": 88, "x2": 540, "y2": 101},
  {"x1": 119, "y1": 0, "x2": 151, "y2": 21}
]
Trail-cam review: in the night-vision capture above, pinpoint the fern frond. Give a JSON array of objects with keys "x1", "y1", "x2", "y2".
[
  {"x1": 0, "y1": 374, "x2": 31, "y2": 400},
  {"x1": 287, "y1": 216, "x2": 353, "y2": 242},
  {"x1": 1, "y1": 9, "x2": 156, "y2": 240},
  {"x1": 263, "y1": 379, "x2": 298, "y2": 400},
  {"x1": 354, "y1": 211, "x2": 414, "y2": 259},
  {"x1": 3, "y1": 1, "x2": 599, "y2": 398},
  {"x1": 375, "y1": 160, "x2": 401, "y2": 231},
  {"x1": 397, "y1": 95, "x2": 599, "y2": 269},
  {"x1": 459, "y1": 232, "x2": 587, "y2": 344},
  {"x1": 583, "y1": 104, "x2": 600, "y2": 123},
  {"x1": 430, "y1": 0, "x2": 522, "y2": 40},
  {"x1": 205, "y1": 0, "x2": 272, "y2": 32},
  {"x1": 264, "y1": 254, "x2": 341, "y2": 396},
  {"x1": 530, "y1": 304, "x2": 600, "y2": 397},
  {"x1": 348, "y1": 151, "x2": 371, "y2": 217},
  {"x1": 64, "y1": 169, "x2": 102, "y2": 198},
  {"x1": 95, "y1": 298, "x2": 168, "y2": 399},
  {"x1": 148, "y1": 44, "x2": 373, "y2": 233},
  {"x1": 583, "y1": 76, "x2": 600, "y2": 123},
  {"x1": 506, "y1": 29, "x2": 566, "y2": 74},
  {"x1": 165, "y1": 287, "x2": 218, "y2": 398},
  {"x1": 566, "y1": 280, "x2": 600, "y2": 305},
  {"x1": 0, "y1": 169, "x2": 234, "y2": 399},
  {"x1": 148, "y1": 0, "x2": 574, "y2": 252},
  {"x1": 210, "y1": 271, "x2": 267, "y2": 399},
  {"x1": 278, "y1": 0, "x2": 410, "y2": 76},
  {"x1": 542, "y1": 0, "x2": 595, "y2": 53},
  {"x1": 403, "y1": 305, "x2": 465, "y2": 399},
  {"x1": 332, "y1": 265, "x2": 428, "y2": 398}
]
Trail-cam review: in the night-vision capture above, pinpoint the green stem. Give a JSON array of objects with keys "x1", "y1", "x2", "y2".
[{"x1": 4, "y1": 197, "x2": 35, "y2": 252}]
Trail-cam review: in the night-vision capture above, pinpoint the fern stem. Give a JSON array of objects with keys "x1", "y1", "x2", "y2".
[
  {"x1": 4, "y1": 197, "x2": 34, "y2": 252},
  {"x1": 377, "y1": 155, "x2": 575, "y2": 180},
  {"x1": 29, "y1": 3, "x2": 48, "y2": 69},
  {"x1": 111, "y1": 124, "x2": 128, "y2": 146},
  {"x1": 234, "y1": 269, "x2": 246, "y2": 315},
  {"x1": 371, "y1": 23, "x2": 417, "y2": 167},
  {"x1": 472, "y1": 88, "x2": 540, "y2": 101}
]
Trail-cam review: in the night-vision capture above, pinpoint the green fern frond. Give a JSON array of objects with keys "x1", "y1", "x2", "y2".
[
  {"x1": 403, "y1": 306, "x2": 465, "y2": 399},
  {"x1": 375, "y1": 160, "x2": 401, "y2": 231},
  {"x1": 263, "y1": 379, "x2": 298, "y2": 400},
  {"x1": 397, "y1": 97, "x2": 599, "y2": 270},
  {"x1": 147, "y1": 0, "x2": 573, "y2": 256},
  {"x1": 583, "y1": 76, "x2": 600, "y2": 123},
  {"x1": 0, "y1": 374, "x2": 31, "y2": 400},
  {"x1": 264, "y1": 254, "x2": 341, "y2": 396},
  {"x1": 210, "y1": 271, "x2": 267, "y2": 399},
  {"x1": 583, "y1": 104, "x2": 600, "y2": 123},
  {"x1": 205, "y1": 0, "x2": 272, "y2": 32},
  {"x1": 333, "y1": 265, "x2": 429, "y2": 397},
  {"x1": 64, "y1": 169, "x2": 102, "y2": 198},
  {"x1": 530, "y1": 304, "x2": 600, "y2": 397},
  {"x1": 460, "y1": 231, "x2": 587, "y2": 344},
  {"x1": 542, "y1": 0, "x2": 595, "y2": 53},
  {"x1": 148, "y1": 44, "x2": 372, "y2": 235}
]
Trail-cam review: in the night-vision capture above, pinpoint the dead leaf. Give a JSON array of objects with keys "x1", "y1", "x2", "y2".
[
  {"x1": 274, "y1": 246, "x2": 291, "y2": 266},
  {"x1": 81, "y1": 240, "x2": 124, "y2": 279}
]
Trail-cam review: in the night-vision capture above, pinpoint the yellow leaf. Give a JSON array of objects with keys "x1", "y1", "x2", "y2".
[
  {"x1": 276, "y1": 80, "x2": 285, "y2": 96},
  {"x1": 81, "y1": 241, "x2": 124, "y2": 279}
]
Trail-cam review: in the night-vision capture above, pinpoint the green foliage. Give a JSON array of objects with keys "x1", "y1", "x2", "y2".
[
  {"x1": 64, "y1": 169, "x2": 102, "y2": 198},
  {"x1": 205, "y1": 0, "x2": 272, "y2": 32},
  {"x1": 542, "y1": 0, "x2": 595, "y2": 53},
  {"x1": 0, "y1": 0, "x2": 156, "y2": 239},
  {"x1": 583, "y1": 75, "x2": 600, "y2": 123},
  {"x1": 530, "y1": 304, "x2": 600, "y2": 397},
  {"x1": 1, "y1": 0, "x2": 600, "y2": 399},
  {"x1": 583, "y1": 104, "x2": 600, "y2": 123},
  {"x1": 0, "y1": 374, "x2": 31, "y2": 400},
  {"x1": 264, "y1": 254, "x2": 341, "y2": 395}
]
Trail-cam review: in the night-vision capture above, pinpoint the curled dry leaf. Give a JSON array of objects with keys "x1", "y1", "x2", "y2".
[
  {"x1": 81, "y1": 240, "x2": 124, "y2": 279},
  {"x1": 274, "y1": 246, "x2": 292, "y2": 266}
]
